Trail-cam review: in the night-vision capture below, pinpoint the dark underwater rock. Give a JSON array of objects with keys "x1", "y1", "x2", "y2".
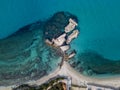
[
  {"x1": 0, "y1": 21, "x2": 43, "y2": 60},
  {"x1": 0, "y1": 18, "x2": 61, "y2": 85},
  {"x1": 77, "y1": 52, "x2": 120, "y2": 74},
  {"x1": 0, "y1": 11, "x2": 78, "y2": 85},
  {"x1": 44, "y1": 11, "x2": 78, "y2": 40}
]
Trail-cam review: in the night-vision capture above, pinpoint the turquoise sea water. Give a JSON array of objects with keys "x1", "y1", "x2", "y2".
[
  {"x1": 0, "y1": 0, "x2": 120, "y2": 60},
  {"x1": 0, "y1": 0, "x2": 120, "y2": 85}
]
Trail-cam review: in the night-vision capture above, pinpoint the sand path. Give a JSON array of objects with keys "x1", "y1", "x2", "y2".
[
  {"x1": 29, "y1": 61, "x2": 120, "y2": 88},
  {"x1": 0, "y1": 61, "x2": 120, "y2": 90}
]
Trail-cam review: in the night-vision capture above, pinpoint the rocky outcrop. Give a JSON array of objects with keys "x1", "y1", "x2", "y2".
[
  {"x1": 44, "y1": 11, "x2": 78, "y2": 40},
  {"x1": 0, "y1": 11, "x2": 79, "y2": 85}
]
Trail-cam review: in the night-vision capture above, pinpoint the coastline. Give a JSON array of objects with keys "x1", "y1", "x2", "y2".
[
  {"x1": 0, "y1": 13, "x2": 120, "y2": 90},
  {"x1": 65, "y1": 62, "x2": 120, "y2": 88},
  {"x1": 0, "y1": 61, "x2": 120, "y2": 90},
  {"x1": 28, "y1": 61, "x2": 120, "y2": 88}
]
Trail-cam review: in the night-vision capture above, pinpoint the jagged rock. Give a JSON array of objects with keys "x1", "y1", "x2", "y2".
[{"x1": 44, "y1": 11, "x2": 78, "y2": 40}]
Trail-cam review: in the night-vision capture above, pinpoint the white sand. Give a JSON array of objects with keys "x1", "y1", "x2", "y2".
[
  {"x1": 28, "y1": 61, "x2": 120, "y2": 88},
  {"x1": 0, "y1": 61, "x2": 120, "y2": 90},
  {"x1": 0, "y1": 86, "x2": 12, "y2": 90}
]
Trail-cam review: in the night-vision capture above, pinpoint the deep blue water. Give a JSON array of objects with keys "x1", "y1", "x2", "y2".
[
  {"x1": 0, "y1": 0, "x2": 120, "y2": 60},
  {"x1": 0, "y1": 0, "x2": 120, "y2": 85}
]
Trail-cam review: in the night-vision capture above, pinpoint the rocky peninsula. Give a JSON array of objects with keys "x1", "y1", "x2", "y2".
[{"x1": 0, "y1": 11, "x2": 120, "y2": 90}]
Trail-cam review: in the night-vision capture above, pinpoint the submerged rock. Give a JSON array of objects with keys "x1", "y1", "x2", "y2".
[
  {"x1": 0, "y1": 11, "x2": 78, "y2": 85},
  {"x1": 0, "y1": 19, "x2": 60, "y2": 85},
  {"x1": 77, "y1": 52, "x2": 120, "y2": 75},
  {"x1": 0, "y1": 21, "x2": 42, "y2": 60}
]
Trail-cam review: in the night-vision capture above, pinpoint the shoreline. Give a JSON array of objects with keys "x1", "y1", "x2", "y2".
[
  {"x1": 0, "y1": 61, "x2": 120, "y2": 90},
  {"x1": 64, "y1": 62, "x2": 120, "y2": 88},
  {"x1": 28, "y1": 61, "x2": 120, "y2": 88},
  {"x1": 1, "y1": 16, "x2": 120, "y2": 90}
]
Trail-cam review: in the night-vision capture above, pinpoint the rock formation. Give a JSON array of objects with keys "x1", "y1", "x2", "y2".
[{"x1": 44, "y1": 11, "x2": 78, "y2": 40}]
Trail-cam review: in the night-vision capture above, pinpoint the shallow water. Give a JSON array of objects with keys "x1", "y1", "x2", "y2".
[
  {"x1": 0, "y1": 23, "x2": 61, "y2": 85},
  {"x1": 0, "y1": 0, "x2": 120, "y2": 85}
]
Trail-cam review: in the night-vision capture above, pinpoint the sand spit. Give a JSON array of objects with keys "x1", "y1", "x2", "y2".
[{"x1": 0, "y1": 61, "x2": 120, "y2": 90}]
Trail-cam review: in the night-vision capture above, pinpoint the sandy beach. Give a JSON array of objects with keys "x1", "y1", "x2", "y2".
[
  {"x1": 0, "y1": 61, "x2": 120, "y2": 90},
  {"x1": 28, "y1": 61, "x2": 120, "y2": 88},
  {"x1": 25, "y1": 61, "x2": 120, "y2": 89}
]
